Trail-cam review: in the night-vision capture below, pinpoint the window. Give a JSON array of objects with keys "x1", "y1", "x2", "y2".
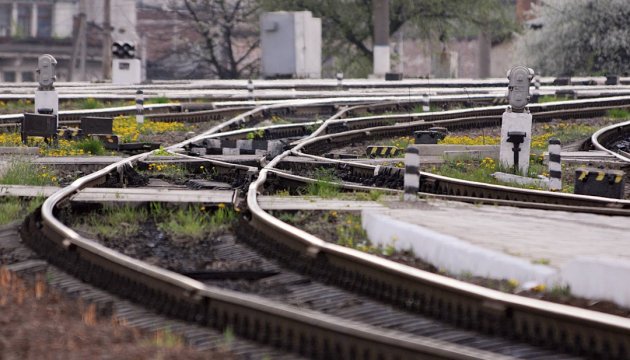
[
  {"x1": 17, "y1": 4, "x2": 31, "y2": 37},
  {"x1": 22, "y1": 72, "x2": 35, "y2": 82},
  {"x1": 0, "y1": 5, "x2": 10, "y2": 37},
  {"x1": 4, "y1": 72, "x2": 16, "y2": 82},
  {"x1": 37, "y1": 5, "x2": 52, "y2": 38}
]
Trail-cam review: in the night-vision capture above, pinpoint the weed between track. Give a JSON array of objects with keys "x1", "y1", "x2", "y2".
[
  {"x1": 75, "y1": 204, "x2": 237, "y2": 243},
  {"x1": 0, "y1": 161, "x2": 59, "y2": 186},
  {"x1": 0, "y1": 197, "x2": 43, "y2": 225},
  {"x1": 66, "y1": 203, "x2": 239, "y2": 272}
]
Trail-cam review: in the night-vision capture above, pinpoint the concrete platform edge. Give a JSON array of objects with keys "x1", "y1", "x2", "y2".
[
  {"x1": 561, "y1": 257, "x2": 630, "y2": 308},
  {"x1": 361, "y1": 210, "x2": 556, "y2": 284},
  {"x1": 362, "y1": 210, "x2": 630, "y2": 308}
]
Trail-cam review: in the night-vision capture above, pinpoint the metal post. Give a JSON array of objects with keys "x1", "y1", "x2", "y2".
[
  {"x1": 404, "y1": 146, "x2": 420, "y2": 201},
  {"x1": 548, "y1": 138, "x2": 562, "y2": 191},
  {"x1": 136, "y1": 89, "x2": 144, "y2": 124},
  {"x1": 247, "y1": 78, "x2": 254, "y2": 101},
  {"x1": 102, "y1": 0, "x2": 112, "y2": 80},
  {"x1": 478, "y1": 28, "x2": 491, "y2": 78},
  {"x1": 372, "y1": 0, "x2": 390, "y2": 76}
]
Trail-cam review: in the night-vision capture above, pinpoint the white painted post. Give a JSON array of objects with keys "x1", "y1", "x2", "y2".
[
  {"x1": 548, "y1": 138, "x2": 562, "y2": 191},
  {"x1": 336, "y1": 72, "x2": 343, "y2": 88},
  {"x1": 135, "y1": 89, "x2": 144, "y2": 124},
  {"x1": 499, "y1": 111, "x2": 532, "y2": 175},
  {"x1": 404, "y1": 146, "x2": 420, "y2": 201}
]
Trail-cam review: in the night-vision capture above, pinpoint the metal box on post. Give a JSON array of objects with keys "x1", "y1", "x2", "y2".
[
  {"x1": 574, "y1": 168, "x2": 625, "y2": 199},
  {"x1": 81, "y1": 117, "x2": 114, "y2": 135},
  {"x1": 260, "y1": 11, "x2": 321, "y2": 79},
  {"x1": 22, "y1": 113, "x2": 57, "y2": 144}
]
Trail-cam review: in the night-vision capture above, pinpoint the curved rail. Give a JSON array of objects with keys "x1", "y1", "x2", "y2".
[
  {"x1": 25, "y1": 93, "x2": 630, "y2": 358},
  {"x1": 592, "y1": 120, "x2": 630, "y2": 162}
]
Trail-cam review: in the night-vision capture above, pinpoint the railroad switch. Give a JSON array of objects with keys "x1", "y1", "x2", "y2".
[{"x1": 506, "y1": 131, "x2": 526, "y2": 174}]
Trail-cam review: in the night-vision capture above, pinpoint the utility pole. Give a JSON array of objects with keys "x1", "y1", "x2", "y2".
[
  {"x1": 478, "y1": 27, "x2": 491, "y2": 78},
  {"x1": 69, "y1": 0, "x2": 87, "y2": 81},
  {"x1": 102, "y1": 0, "x2": 112, "y2": 80},
  {"x1": 372, "y1": 0, "x2": 390, "y2": 77}
]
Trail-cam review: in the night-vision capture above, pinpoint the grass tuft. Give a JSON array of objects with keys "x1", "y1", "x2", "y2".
[
  {"x1": 607, "y1": 108, "x2": 630, "y2": 119},
  {"x1": 75, "y1": 138, "x2": 105, "y2": 155},
  {"x1": 0, "y1": 197, "x2": 44, "y2": 225},
  {"x1": 302, "y1": 168, "x2": 340, "y2": 198},
  {"x1": 0, "y1": 161, "x2": 58, "y2": 186},
  {"x1": 84, "y1": 205, "x2": 148, "y2": 238},
  {"x1": 153, "y1": 203, "x2": 237, "y2": 242},
  {"x1": 78, "y1": 98, "x2": 104, "y2": 109}
]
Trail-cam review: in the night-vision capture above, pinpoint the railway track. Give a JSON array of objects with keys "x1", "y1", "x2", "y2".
[{"x1": 5, "y1": 90, "x2": 630, "y2": 358}]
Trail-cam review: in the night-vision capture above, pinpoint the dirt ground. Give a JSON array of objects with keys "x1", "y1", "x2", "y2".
[{"x1": 0, "y1": 269, "x2": 232, "y2": 359}]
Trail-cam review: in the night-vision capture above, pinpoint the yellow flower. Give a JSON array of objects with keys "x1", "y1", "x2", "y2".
[
  {"x1": 218, "y1": 203, "x2": 226, "y2": 209},
  {"x1": 531, "y1": 284, "x2": 546, "y2": 293}
]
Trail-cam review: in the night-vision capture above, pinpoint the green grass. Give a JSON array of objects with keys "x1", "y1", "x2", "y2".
[
  {"x1": 77, "y1": 98, "x2": 105, "y2": 109},
  {"x1": 83, "y1": 205, "x2": 149, "y2": 238},
  {"x1": 146, "y1": 96, "x2": 170, "y2": 104},
  {"x1": 537, "y1": 95, "x2": 561, "y2": 103},
  {"x1": 607, "y1": 108, "x2": 630, "y2": 119},
  {"x1": 152, "y1": 146, "x2": 172, "y2": 156},
  {"x1": 152, "y1": 203, "x2": 237, "y2": 242},
  {"x1": 0, "y1": 161, "x2": 58, "y2": 186},
  {"x1": 531, "y1": 258, "x2": 551, "y2": 265},
  {"x1": 336, "y1": 213, "x2": 368, "y2": 248},
  {"x1": 75, "y1": 138, "x2": 105, "y2": 155},
  {"x1": 302, "y1": 168, "x2": 340, "y2": 198},
  {"x1": 430, "y1": 156, "x2": 549, "y2": 191},
  {"x1": 0, "y1": 197, "x2": 45, "y2": 225},
  {"x1": 0, "y1": 99, "x2": 33, "y2": 114},
  {"x1": 549, "y1": 284, "x2": 571, "y2": 297},
  {"x1": 342, "y1": 189, "x2": 385, "y2": 201},
  {"x1": 0, "y1": 200, "x2": 21, "y2": 225}
]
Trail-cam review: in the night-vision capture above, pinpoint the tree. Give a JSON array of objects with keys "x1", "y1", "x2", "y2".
[
  {"x1": 171, "y1": 0, "x2": 260, "y2": 79},
  {"x1": 520, "y1": 0, "x2": 630, "y2": 76},
  {"x1": 261, "y1": 0, "x2": 513, "y2": 76}
]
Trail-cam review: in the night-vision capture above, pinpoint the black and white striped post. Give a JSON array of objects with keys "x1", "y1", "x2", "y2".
[
  {"x1": 135, "y1": 89, "x2": 144, "y2": 124},
  {"x1": 404, "y1": 146, "x2": 420, "y2": 201},
  {"x1": 247, "y1": 78, "x2": 254, "y2": 101},
  {"x1": 548, "y1": 138, "x2": 561, "y2": 191},
  {"x1": 422, "y1": 93, "x2": 430, "y2": 112},
  {"x1": 336, "y1": 72, "x2": 343, "y2": 88}
]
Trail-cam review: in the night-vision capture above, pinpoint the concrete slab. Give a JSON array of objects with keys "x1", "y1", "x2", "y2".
[
  {"x1": 362, "y1": 200, "x2": 630, "y2": 307},
  {"x1": 408, "y1": 144, "x2": 499, "y2": 157},
  {"x1": 259, "y1": 196, "x2": 389, "y2": 211},
  {"x1": 0, "y1": 147, "x2": 39, "y2": 155},
  {"x1": 0, "y1": 185, "x2": 234, "y2": 204}
]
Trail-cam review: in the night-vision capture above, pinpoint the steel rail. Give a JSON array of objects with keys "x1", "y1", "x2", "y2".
[
  {"x1": 592, "y1": 120, "x2": 630, "y2": 162},
  {"x1": 26, "y1": 92, "x2": 630, "y2": 358},
  {"x1": 33, "y1": 97, "x2": 511, "y2": 358},
  {"x1": 246, "y1": 131, "x2": 630, "y2": 360}
]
